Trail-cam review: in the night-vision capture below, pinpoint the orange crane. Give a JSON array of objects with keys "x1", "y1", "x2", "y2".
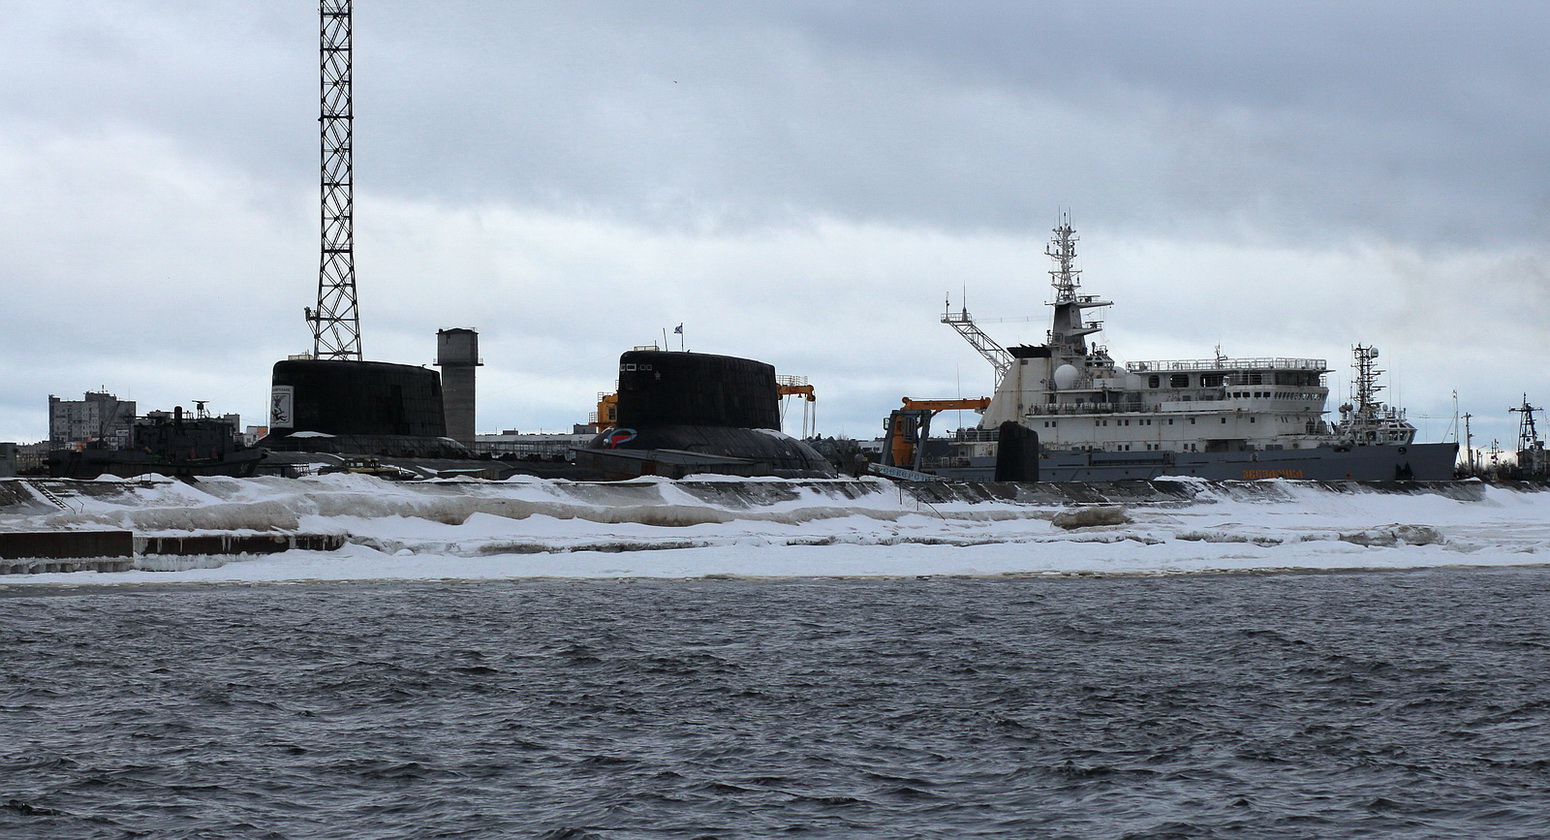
[
  {"x1": 591, "y1": 392, "x2": 618, "y2": 431},
  {"x1": 882, "y1": 397, "x2": 991, "y2": 472},
  {"x1": 777, "y1": 376, "x2": 817, "y2": 438}
]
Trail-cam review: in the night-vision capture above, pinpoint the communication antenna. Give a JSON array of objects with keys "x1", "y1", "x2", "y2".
[
  {"x1": 1511, "y1": 395, "x2": 1544, "y2": 453},
  {"x1": 306, "y1": 0, "x2": 363, "y2": 361},
  {"x1": 1351, "y1": 345, "x2": 1384, "y2": 412},
  {"x1": 1462, "y1": 412, "x2": 1475, "y2": 475},
  {"x1": 1046, "y1": 213, "x2": 1082, "y2": 304}
]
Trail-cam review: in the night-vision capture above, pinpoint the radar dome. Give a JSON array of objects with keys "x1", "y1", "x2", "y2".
[{"x1": 1053, "y1": 364, "x2": 1081, "y2": 390}]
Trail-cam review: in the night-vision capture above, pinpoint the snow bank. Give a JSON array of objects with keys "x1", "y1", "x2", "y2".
[{"x1": 1, "y1": 476, "x2": 1547, "y2": 584}]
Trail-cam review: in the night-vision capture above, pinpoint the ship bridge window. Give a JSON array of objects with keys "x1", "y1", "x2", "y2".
[
  {"x1": 1170, "y1": 374, "x2": 1189, "y2": 388},
  {"x1": 1202, "y1": 373, "x2": 1224, "y2": 387},
  {"x1": 1148, "y1": 375, "x2": 1160, "y2": 388}
]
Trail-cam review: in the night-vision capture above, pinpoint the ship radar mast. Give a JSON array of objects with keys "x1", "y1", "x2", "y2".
[
  {"x1": 1047, "y1": 216, "x2": 1082, "y2": 304},
  {"x1": 941, "y1": 215, "x2": 1111, "y2": 379},
  {"x1": 1336, "y1": 344, "x2": 1415, "y2": 445},
  {"x1": 1043, "y1": 215, "x2": 1109, "y2": 354},
  {"x1": 1512, "y1": 395, "x2": 1544, "y2": 454},
  {"x1": 1352, "y1": 344, "x2": 1384, "y2": 412}
]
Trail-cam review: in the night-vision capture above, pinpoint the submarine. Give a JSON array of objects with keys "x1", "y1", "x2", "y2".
[
  {"x1": 576, "y1": 349, "x2": 836, "y2": 479},
  {"x1": 258, "y1": 358, "x2": 469, "y2": 459}
]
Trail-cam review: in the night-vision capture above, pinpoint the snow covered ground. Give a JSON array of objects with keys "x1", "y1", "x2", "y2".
[{"x1": 3, "y1": 475, "x2": 1548, "y2": 584}]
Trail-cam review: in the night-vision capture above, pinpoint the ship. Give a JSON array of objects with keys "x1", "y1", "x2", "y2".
[
  {"x1": 47, "y1": 404, "x2": 264, "y2": 479},
  {"x1": 882, "y1": 219, "x2": 1458, "y2": 482}
]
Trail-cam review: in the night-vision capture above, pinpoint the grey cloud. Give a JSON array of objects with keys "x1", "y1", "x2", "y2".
[
  {"x1": 2, "y1": 1, "x2": 1546, "y2": 445},
  {"x1": 312, "y1": 1, "x2": 1549, "y2": 249}
]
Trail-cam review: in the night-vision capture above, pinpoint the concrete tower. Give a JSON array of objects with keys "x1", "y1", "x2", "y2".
[{"x1": 436, "y1": 328, "x2": 481, "y2": 446}]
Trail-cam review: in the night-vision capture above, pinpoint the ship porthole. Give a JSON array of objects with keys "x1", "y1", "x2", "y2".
[{"x1": 1398, "y1": 446, "x2": 1407, "y2": 454}]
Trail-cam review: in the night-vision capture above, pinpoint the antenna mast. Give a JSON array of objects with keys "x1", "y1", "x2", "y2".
[
  {"x1": 1512, "y1": 395, "x2": 1544, "y2": 453},
  {"x1": 308, "y1": 0, "x2": 362, "y2": 361},
  {"x1": 1047, "y1": 215, "x2": 1081, "y2": 304},
  {"x1": 1352, "y1": 345, "x2": 1383, "y2": 412}
]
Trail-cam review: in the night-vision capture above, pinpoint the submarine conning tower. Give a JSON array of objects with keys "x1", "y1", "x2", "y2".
[
  {"x1": 583, "y1": 349, "x2": 835, "y2": 479},
  {"x1": 615, "y1": 349, "x2": 781, "y2": 429},
  {"x1": 269, "y1": 359, "x2": 446, "y2": 437}
]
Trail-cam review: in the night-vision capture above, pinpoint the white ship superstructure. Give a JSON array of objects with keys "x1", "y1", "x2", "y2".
[{"x1": 925, "y1": 218, "x2": 1452, "y2": 482}]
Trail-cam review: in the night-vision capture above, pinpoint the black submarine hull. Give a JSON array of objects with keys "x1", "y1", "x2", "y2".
[
  {"x1": 581, "y1": 350, "x2": 835, "y2": 479},
  {"x1": 259, "y1": 359, "x2": 469, "y2": 458}
]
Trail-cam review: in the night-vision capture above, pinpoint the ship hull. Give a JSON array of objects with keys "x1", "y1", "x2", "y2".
[
  {"x1": 48, "y1": 448, "x2": 265, "y2": 479},
  {"x1": 934, "y1": 441, "x2": 1457, "y2": 483}
]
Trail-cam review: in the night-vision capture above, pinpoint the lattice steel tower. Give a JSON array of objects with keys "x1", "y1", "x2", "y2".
[{"x1": 307, "y1": 0, "x2": 363, "y2": 360}]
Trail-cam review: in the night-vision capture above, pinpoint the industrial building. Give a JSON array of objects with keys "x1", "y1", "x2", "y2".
[
  {"x1": 48, "y1": 391, "x2": 136, "y2": 450},
  {"x1": 474, "y1": 427, "x2": 595, "y2": 461}
]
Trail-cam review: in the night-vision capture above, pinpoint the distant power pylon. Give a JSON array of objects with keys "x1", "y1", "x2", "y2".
[{"x1": 307, "y1": 0, "x2": 362, "y2": 360}]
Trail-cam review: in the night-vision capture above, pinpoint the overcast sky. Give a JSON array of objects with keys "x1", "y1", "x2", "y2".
[{"x1": 3, "y1": 1, "x2": 1546, "y2": 450}]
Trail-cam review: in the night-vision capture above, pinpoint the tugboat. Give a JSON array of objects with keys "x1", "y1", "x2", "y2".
[{"x1": 886, "y1": 217, "x2": 1458, "y2": 482}]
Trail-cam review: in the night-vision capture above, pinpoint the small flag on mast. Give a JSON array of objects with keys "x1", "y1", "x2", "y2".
[{"x1": 673, "y1": 324, "x2": 683, "y2": 334}]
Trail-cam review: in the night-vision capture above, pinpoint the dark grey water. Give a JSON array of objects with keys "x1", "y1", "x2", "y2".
[{"x1": 4, "y1": 569, "x2": 1550, "y2": 839}]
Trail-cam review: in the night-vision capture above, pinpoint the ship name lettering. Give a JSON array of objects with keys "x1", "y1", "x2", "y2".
[{"x1": 1242, "y1": 468, "x2": 1305, "y2": 480}]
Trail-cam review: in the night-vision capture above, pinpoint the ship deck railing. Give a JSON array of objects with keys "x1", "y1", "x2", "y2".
[
  {"x1": 1021, "y1": 401, "x2": 1189, "y2": 416},
  {"x1": 1126, "y1": 357, "x2": 1327, "y2": 373}
]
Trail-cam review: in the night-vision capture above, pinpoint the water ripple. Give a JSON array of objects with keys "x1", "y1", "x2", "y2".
[{"x1": 3, "y1": 569, "x2": 1550, "y2": 838}]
